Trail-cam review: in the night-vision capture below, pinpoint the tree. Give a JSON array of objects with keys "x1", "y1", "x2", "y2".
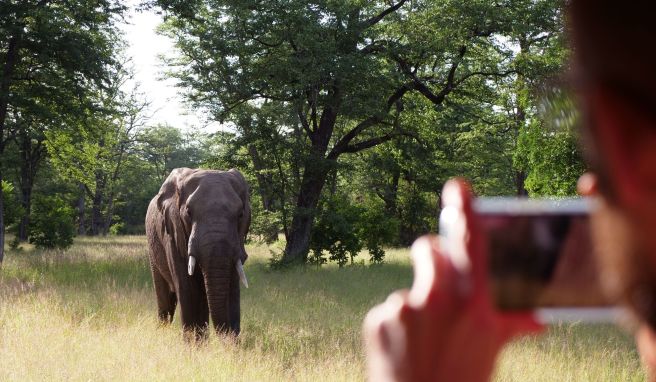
[
  {"x1": 46, "y1": 71, "x2": 150, "y2": 236},
  {"x1": 135, "y1": 124, "x2": 208, "y2": 182},
  {"x1": 0, "y1": 0, "x2": 125, "y2": 263},
  {"x1": 514, "y1": 88, "x2": 585, "y2": 196},
  {"x1": 155, "y1": 0, "x2": 542, "y2": 265}
]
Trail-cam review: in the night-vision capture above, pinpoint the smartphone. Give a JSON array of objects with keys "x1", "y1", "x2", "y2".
[{"x1": 439, "y1": 197, "x2": 624, "y2": 323}]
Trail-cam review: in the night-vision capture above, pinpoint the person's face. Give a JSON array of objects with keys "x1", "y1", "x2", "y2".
[{"x1": 580, "y1": 86, "x2": 656, "y2": 328}]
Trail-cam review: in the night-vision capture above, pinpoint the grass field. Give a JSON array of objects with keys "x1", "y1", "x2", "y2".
[{"x1": 0, "y1": 236, "x2": 645, "y2": 381}]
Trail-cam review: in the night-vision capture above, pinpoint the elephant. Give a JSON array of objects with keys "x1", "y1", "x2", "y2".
[{"x1": 145, "y1": 168, "x2": 250, "y2": 337}]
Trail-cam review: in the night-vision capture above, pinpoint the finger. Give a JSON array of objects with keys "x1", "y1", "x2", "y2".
[
  {"x1": 363, "y1": 290, "x2": 411, "y2": 378},
  {"x1": 408, "y1": 235, "x2": 459, "y2": 307},
  {"x1": 577, "y1": 172, "x2": 598, "y2": 196},
  {"x1": 441, "y1": 178, "x2": 487, "y2": 294},
  {"x1": 497, "y1": 312, "x2": 544, "y2": 342},
  {"x1": 363, "y1": 290, "x2": 410, "y2": 348}
]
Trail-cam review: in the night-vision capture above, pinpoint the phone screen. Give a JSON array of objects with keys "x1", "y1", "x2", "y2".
[{"x1": 474, "y1": 198, "x2": 612, "y2": 310}]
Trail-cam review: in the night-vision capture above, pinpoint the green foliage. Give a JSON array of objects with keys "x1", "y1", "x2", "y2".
[
  {"x1": 515, "y1": 122, "x2": 585, "y2": 197},
  {"x1": 397, "y1": 185, "x2": 436, "y2": 245},
  {"x1": 310, "y1": 196, "x2": 363, "y2": 267},
  {"x1": 0, "y1": 0, "x2": 583, "y2": 271},
  {"x1": 0, "y1": 0, "x2": 127, "y2": 246},
  {"x1": 109, "y1": 222, "x2": 124, "y2": 236},
  {"x1": 28, "y1": 194, "x2": 75, "y2": 249},
  {"x1": 155, "y1": 0, "x2": 575, "y2": 263},
  {"x1": 1, "y1": 181, "x2": 24, "y2": 229},
  {"x1": 310, "y1": 193, "x2": 398, "y2": 266},
  {"x1": 514, "y1": 90, "x2": 585, "y2": 197},
  {"x1": 249, "y1": 207, "x2": 282, "y2": 244},
  {"x1": 358, "y1": 198, "x2": 399, "y2": 264}
]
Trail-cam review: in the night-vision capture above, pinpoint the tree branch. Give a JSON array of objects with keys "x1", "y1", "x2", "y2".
[
  {"x1": 453, "y1": 69, "x2": 517, "y2": 88},
  {"x1": 335, "y1": 130, "x2": 417, "y2": 156},
  {"x1": 297, "y1": 106, "x2": 313, "y2": 138},
  {"x1": 397, "y1": 45, "x2": 467, "y2": 105},
  {"x1": 362, "y1": 0, "x2": 408, "y2": 28}
]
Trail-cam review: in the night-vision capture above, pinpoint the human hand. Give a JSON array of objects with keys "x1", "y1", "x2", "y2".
[{"x1": 363, "y1": 179, "x2": 542, "y2": 382}]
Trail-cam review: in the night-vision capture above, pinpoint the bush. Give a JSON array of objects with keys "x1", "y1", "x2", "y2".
[
  {"x1": 310, "y1": 195, "x2": 397, "y2": 267},
  {"x1": 249, "y1": 208, "x2": 281, "y2": 243},
  {"x1": 109, "y1": 222, "x2": 124, "y2": 236},
  {"x1": 2, "y1": 180, "x2": 24, "y2": 229},
  {"x1": 358, "y1": 200, "x2": 399, "y2": 264},
  {"x1": 28, "y1": 194, "x2": 76, "y2": 249},
  {"x1": 310, "y1": 197, "x2": 363, "y2": 267}
]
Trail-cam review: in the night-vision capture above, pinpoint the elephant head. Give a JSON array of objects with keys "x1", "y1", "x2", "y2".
[{"x1": 157, "y1": 168, "x2": 250, "y2": 334}]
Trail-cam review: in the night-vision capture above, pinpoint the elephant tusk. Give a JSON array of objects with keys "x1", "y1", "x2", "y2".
[
  {"x1": 188, "y1": 256, "x2": 196, "y2": 276},
  {"x1": 236, "y1": 261, "x2": 248, "y2": 288}
]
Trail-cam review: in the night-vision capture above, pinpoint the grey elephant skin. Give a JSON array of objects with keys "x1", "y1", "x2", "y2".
[{"x1": 145, "y1": 168, "x2": 250, "y2": 336}]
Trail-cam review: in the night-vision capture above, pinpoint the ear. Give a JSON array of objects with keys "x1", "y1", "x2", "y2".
[
  {"x1": 228, "y1": 169, "x2": 251, "y2": 236},
  {"x1": 156, "y1": 168, "x2": 195, "y2": 256},
  {"x1": 229, "y1": 169, "x2": 251, "y2": 262}
]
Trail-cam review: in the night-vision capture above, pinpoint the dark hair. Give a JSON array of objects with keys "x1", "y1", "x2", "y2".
[
  {"x1": 570, "y1": 0, "x2": 656, "y2": 110},
  {"x1": 570, "y1": 1, "x2": 656, "y2": 200}
]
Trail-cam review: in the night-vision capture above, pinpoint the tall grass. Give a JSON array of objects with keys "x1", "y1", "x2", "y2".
[{"x1": 0, "y1": 236, "x2": 644, "y2": 381}]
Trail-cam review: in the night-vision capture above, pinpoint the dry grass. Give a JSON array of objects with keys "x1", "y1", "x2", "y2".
[{"x1": 0, "y1": 236, "x2": 644, "y2": 381}]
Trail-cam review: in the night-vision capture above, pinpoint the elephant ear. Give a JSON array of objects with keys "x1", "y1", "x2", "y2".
[
  {"x1": 157, "y1": 168, "x2": 197, "y2": 257},
  {"x1": 228, "y1": 169, "x2": 251, "y2": 263}
]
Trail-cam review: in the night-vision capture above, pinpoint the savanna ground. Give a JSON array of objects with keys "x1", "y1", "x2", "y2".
[{"x1": 0, "y1": 236, "x2": 645, "y2": 381}]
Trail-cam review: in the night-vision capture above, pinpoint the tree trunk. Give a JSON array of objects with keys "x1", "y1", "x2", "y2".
[
  {"x1": 0, "y1": 36, "x2": 21, "y2": 264},
  {"x1": 281, "y1": 160, "x2": 331, "y2": 264},
  {"x1": 514, "y1": 35, "x2": 530, "y2": 197},
  {"x1": 0, "y1": 168, "x2": 5, "y2": 266},
  {"x1": 0, "y1": 36, "x2": 20, "y2": 137},
  {"x1": 90, "y1": 172, "x2": 106, "y2": 236},
  {"x1": 17, "y1": 129, "x2": 41, "y2": 241},
  {"x1": 280, "y1": 95, "x2": 340, "y2": 264},
  {"x1": 17, "y1": 185, "x2": 31, "y2": 241},
  {"x1": 247, "y1": 144, "x2": 280, "y2": 242},
  {"x1": 515, "y1": 170, "x2": 528, "y2": 197},
  {"x1": 77, "y1": 183, "x2": 86, "y2": 235},
  {"x1": 281, "y1": 99, "x2": 339, "y2": 264},
  {"x1": 382, "y1": 168, "x2": 400, "y2": 216},
  {"x1": 247, "y1": 144, "x2": 276, "y2": 212},
  {"x1": 103, "y1": 192, "x2": 114, "y2": 235}
]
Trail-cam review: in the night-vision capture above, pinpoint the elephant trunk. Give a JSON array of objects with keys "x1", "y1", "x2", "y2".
[{"x1": 203, "y1": 256, "x2": 234, "y2": 334}]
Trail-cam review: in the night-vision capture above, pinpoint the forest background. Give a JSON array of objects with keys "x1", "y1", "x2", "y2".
[{"x1": 0, "y1": 0, "x2": 582, "y2": 267}]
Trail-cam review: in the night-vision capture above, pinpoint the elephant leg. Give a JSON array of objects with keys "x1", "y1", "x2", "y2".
[
  {"x1": 228, "y1": 266, "x2": 241, "y2": 335},
  {"x1": 151, "y1": 264, "x2": 176, "y2": 323},
  {"x1": 177, "y1": 271, "x2": 209, "y2": 341}
]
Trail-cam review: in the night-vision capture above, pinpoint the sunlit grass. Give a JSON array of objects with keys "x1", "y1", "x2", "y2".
[{"x1": 0, "y1": 236, "x2": 644, "y2": 381}]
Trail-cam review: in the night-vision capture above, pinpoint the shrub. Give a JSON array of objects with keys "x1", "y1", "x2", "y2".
[
  {"x1": 109, "y1": 222, "x2": 124, "y2": 236},
  {"x1": 2, "y1": 180, "x2": 24, "y2": 229},
  {"x1": 357, "y1": 200, "x2": 399, "y2": 264},
  {"x1": 310, "y1": 195, "x2": 396, "y2": 267},
  {"x1": 310, "y1": 197, "x2": 363, "y2": 267},
  {"x1": 28, "y1": 194, "x2": 76, "y2": 249},
  {"x1": 249, "y1": 208, "x2": 281, "y2": 243}
]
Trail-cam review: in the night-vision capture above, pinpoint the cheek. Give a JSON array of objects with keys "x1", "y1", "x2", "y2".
[{"x1": 591, "y1": 202, "x2": 638, "y2": 300}]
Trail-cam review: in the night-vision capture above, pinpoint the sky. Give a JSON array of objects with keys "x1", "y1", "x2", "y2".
[{"x1": 120, "y1": 2, "x2": 220, "y2": 132}]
